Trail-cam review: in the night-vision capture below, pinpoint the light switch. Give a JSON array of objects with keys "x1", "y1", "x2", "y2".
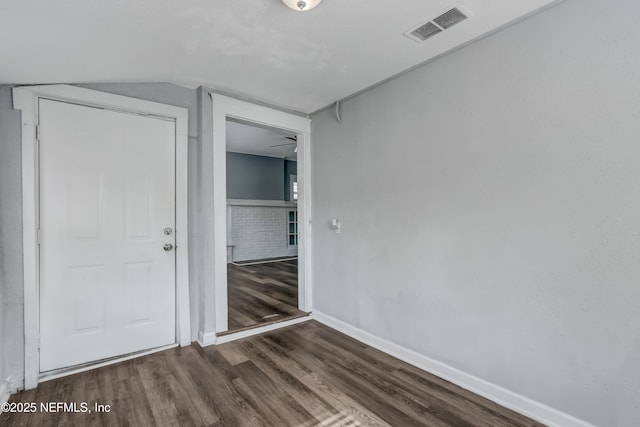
[{"x1": 330, "y1": 218, "x2": 341, "y2": 234}]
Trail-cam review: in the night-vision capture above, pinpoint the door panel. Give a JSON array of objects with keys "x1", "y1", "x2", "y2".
[{"x1": 39, "y1": 99, "x2": 176, "y2": 372}]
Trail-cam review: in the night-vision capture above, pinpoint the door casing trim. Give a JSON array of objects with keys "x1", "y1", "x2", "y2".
[
  {"x1": 209, "y1": 94, "x2": 312, "y2": 336},
  {"x1": 13, "y1": 84, "x2": 191, "y2": 390}
]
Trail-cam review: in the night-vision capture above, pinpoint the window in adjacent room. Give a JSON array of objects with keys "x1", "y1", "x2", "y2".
[{"x1": 290, "y1": 174, "x2": 298, "y2": 202}]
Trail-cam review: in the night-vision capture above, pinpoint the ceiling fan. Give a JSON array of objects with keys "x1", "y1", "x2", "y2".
[{"x1": 270, "y1": 135, "x2": 298, "y2": 152}]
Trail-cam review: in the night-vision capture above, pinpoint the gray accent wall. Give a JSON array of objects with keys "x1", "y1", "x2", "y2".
[
  {"x1": 310, "y1": 0, "x2": 640, "y2": 425},
  {"x1": 226, "y1": 152, "x2": 285, "y2": 200}
]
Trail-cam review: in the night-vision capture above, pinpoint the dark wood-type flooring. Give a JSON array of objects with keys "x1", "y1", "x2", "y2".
[
  {"x1": 227, "y1": 259, "x2": 306, "y2": 333},
  {"x1": 3, "y1": 321, "x2": 543, "y2": 426}
]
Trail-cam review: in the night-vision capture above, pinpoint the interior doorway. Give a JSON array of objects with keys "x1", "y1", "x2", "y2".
[
  {"x1": 225, "y1": 119, "x2": 306, "y2": 333},
  {"x1": 210, "y1": 94, "x2": 312, "y2": 340}
]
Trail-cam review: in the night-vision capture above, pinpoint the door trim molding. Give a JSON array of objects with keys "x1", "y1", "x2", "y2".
[
  {"x1": 210, "y1": 94, "x2": 312, "y2": 334},
  {"x1": 13, "y1": 84, "x2": 191, "y2": 390}
]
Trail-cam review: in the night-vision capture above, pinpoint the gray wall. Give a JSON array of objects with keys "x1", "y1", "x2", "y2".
[
  {"x1": 284, "y1": 160, "x2": 297, "y2": 202},
  {"x1": 0, "y1": 87, "x2": 23, "y2": 392},
  {"x1": 311, "y1": 0, "x2": 640, "y2": 425},
  {"x1": 226, "y1": 152, "x2": 285, "y2": 200}
]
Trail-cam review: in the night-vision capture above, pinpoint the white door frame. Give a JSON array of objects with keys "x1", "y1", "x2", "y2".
[
  {"x1": 13, "y1": 85, "x2": 191, "y2": 390},
  {"x1": 210, "y1": 94, "x2": 312, "y2": 335}
]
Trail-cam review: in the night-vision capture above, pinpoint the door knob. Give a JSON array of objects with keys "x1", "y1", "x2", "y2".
[{"x1": 163, "y1": 243, "x2": 174, "y2": 252}]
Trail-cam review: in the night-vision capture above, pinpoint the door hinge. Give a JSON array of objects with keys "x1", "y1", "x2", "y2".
[{"x1": 35, "y1": 124, "x2": 40, "y2": 141}]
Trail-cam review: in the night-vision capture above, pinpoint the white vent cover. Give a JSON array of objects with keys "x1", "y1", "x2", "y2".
[{"x1": 404, "y1": 4, "x2": 471, "y2": 43}]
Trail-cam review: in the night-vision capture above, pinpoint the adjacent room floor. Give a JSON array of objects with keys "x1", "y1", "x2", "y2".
[
  {"x1": 2, "y1": 321, "x2": 541, "y2": 426},
  {"x1": 226, "y1": 259, "x2": 306, "y2": 333}
]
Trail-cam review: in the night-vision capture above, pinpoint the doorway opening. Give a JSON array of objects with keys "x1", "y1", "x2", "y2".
[
  {"x1": 210, "y1": 94, "x2": 312, "y2": 341},
  {"x1": 224, "y1": 119, "x2": 306, "y2": 333}
]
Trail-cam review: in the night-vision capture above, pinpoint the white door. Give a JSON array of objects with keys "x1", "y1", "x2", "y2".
[{"x1": 39, "y1": 99, "x2": 176, "y2": 372}]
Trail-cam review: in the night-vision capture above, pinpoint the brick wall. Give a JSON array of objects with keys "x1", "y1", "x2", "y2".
[{"x1": 228, "y1": 205, "x2": 297, "y2": 262}]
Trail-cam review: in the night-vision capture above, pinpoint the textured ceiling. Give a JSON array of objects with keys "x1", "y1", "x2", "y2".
[{"x1": 0, "y1": 0, "x2": 559, "y2": 113}]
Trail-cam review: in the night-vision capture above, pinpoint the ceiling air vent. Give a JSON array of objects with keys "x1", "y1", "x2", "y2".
[
  {"x1": 404, "y1": 4, "x2": 471, "y2": 43},
  {"x1": 433, "y1": 7, "x2": 468, "y2": 29},
  {"x1": 410, "y1": 22, "x2": 442, "y2": 41}
]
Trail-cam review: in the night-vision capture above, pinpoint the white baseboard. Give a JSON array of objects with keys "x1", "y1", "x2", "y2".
[
  {"x1": 314, "y1": 311, "x2": 593, "y2": 427},
  {"x1": 0, "y1": 379, "x2": 10, "y2": 406},
  {"x1": 197, "y1": 330, "x2": 218, "y2": 347},
  {"x1": 198, "y1": 314, "x2": 313, "y2": 347}
]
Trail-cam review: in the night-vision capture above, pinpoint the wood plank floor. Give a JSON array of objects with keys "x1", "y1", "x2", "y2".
[
  {"x1": 3, "y1": 321, "x2": 543, "y2": 427},
  {"x1": 227, "y1": 259, "x2": 306, "y2": 333}
]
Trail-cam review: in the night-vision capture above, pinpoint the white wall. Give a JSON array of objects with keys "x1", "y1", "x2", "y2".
[{"x1": 311, "y1": 0, "x2": 640, "y2": 425}]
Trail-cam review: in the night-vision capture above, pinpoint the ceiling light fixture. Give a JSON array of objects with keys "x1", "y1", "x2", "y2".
[{"x1": 282, "y1": 0, "x2": 323, "y2": 12}]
